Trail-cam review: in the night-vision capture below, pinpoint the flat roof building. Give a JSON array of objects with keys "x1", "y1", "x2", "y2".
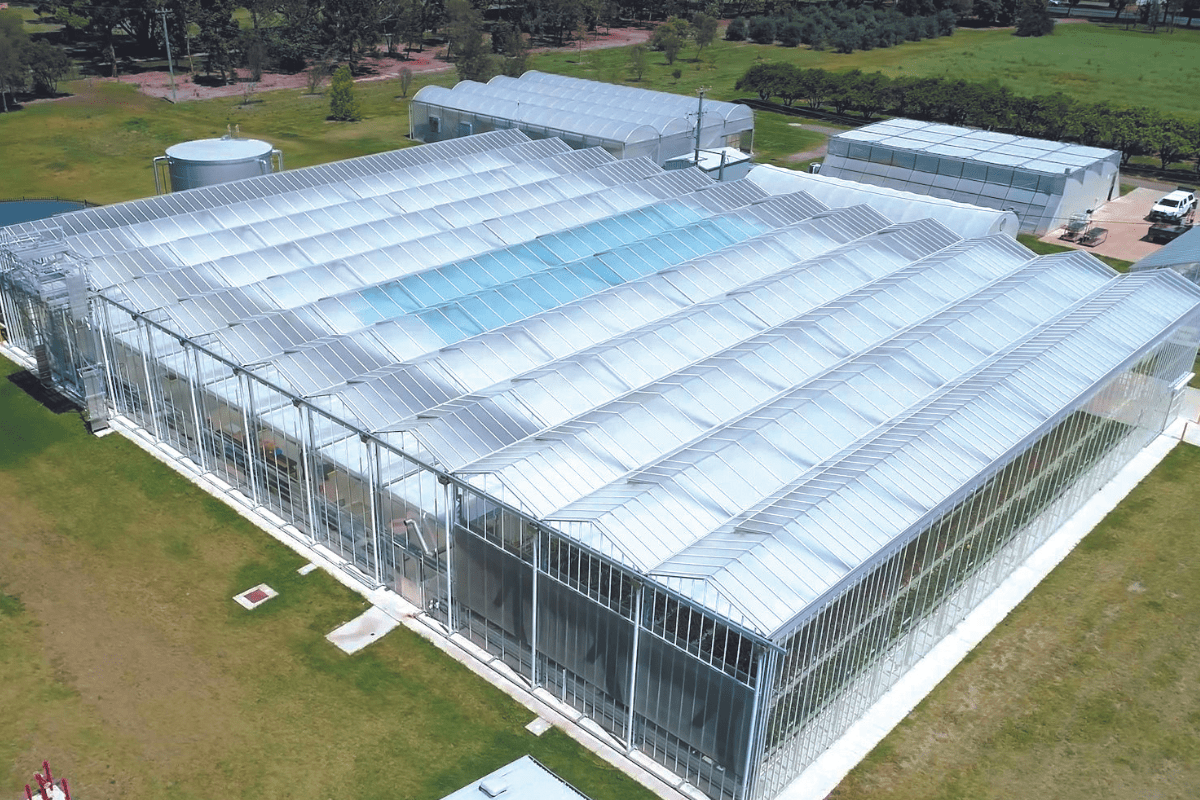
[
  {"x1": 441, "y1": 756, "x2": 591, "y2": 800},
  {"x1": 3, "y1": 130, "x2": 1197, "y2": 800},
  {"x1": 819, "y1": 119, "x2": 1121, "y2": 234}
]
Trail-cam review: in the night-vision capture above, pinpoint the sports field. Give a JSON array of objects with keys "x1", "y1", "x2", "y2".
[{"x1": 0, "y1": 359, "x2": 656, "y2": 800}]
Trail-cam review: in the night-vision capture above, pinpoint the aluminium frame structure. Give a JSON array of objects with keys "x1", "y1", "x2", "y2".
[{"x1": 3, "y1": 130, "x2": 1198, "y2": 800}]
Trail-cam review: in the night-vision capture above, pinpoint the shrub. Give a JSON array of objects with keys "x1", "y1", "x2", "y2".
[
  {"x1": 726, "y1": 16, "x2": 748, "y2": 40},
  {"x1": 748, "y1": 16, "x2": 777, "y2": 44},
  {"x1": 778, "y1": 21, "x2": 803, "y2": 47},
  {"x1": 328, "y1": 65, "x2": 361, "y2": 120}
]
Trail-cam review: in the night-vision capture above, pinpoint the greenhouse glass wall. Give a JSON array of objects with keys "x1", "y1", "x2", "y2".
[
  {"x1": 409, "y1": 72, "x2": 753, "y2": 165},
  {"x1": 820, "y1": 119, "x2": 1121, "y2": 234},
  {"x1": 3, "y1": 129, "x2": 1198, "y2": 800}
]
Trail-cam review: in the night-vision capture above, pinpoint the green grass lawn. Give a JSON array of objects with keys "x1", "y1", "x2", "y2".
[
  {"x1": 832, "y1": 441, "x2": 1200, "y2": 800},
  {"x1": 4, "y1": 23, "x2": 1198, "y2": 204},
  {"x1": 0, "y1": 357, "x2": 656, "y2": 800},
  {"x1": 1016, "y1": 234, "x2": 1133, "y2": 272},
  {"x1": 0, "y1": 74, "x2": 452, "y2": 205},
  {"x1": 531, "y1": 24, "x2": 1200, "y2": 119}
]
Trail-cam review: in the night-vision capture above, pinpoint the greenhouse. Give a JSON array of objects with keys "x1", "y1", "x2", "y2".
[
  {"x1": 3, "y1": 129, "x2": 1198, "y2": 800},
  {"x1": 819, "y1": 119, "x2": 1121, "y2": 234},
  {"x1": 409, "y1": 72, "x2": 753, "y2": 165},
  {"x1": 1131, "y1": 225, "x2": 1200, "y2": 284}
]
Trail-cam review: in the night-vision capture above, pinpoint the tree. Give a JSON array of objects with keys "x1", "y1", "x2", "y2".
[
  {"x1": 747, "y1": 15, "x2": 776, "y2": 44},
  {"x1": 328, "y1": 64, "x2": 362, "y2": 120},
  {"x1": 1107, "y1": 107, "x2": 1158, "y2": 166},
  {"x1": 36, "y1": 0, "x2": 160, "y2": 54},
  {"x1": 628, "y1": 42, "x2": 649, "y2": 81},
  {"x1": 778, "y1": 20, "x2": 803, "y2": 47},
  {"x1": 848, "y1": 71, "x2": 892, "y2": 120},
  {"x1": 391, "y1": 0, "x2": 424, "y2": 58},
  {"x1": 493, "y1": 20, "x2": 528, "y2": 78},
  {"x1": 187, "y1": 0, "x2": 241, "y2": 84},
  {"x1": 0, "y1": 9, "x2": 27, "y2": 111},
  {"x1": 651, "y1": 16, "x2": 691, "y2": 65},
  {"x1": 735, "y1": 62, "x2": 794, "y2": 102},
  {"x1": 399, "y1": 66, "x2": 413, "y2": 96},
  {"x1": 1149, "y1": 116, "x2": 1193, "y2": 170},
  {"x1": 26, "y1": 40, "x2": 72, "y2": 95},
  {"x1": 446, "y1": 0, "x2": 493, "y2": 82},
  {"x1": 323, "y1": 0, "x2": 383, "y2": 75},
  {"x1": 691, "y1": 12, "x2": 718, "y2": 53},
  {"x1": 725, "y1": 16, "x2": 748, "y2": 40},
  {"x1": 1015, "y1": 0, "x2": 1055, "y2": 35}
]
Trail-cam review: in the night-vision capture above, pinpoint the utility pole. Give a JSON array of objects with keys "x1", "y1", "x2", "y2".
[
  {"x1": 156, "y1": 8, "x2": 177, "y2": 104},
  {"x1": 694, "y1": 87, "x2": 708, "y2": 165}
]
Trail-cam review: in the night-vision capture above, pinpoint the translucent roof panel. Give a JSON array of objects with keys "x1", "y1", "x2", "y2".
[{"x1": 20, "y1": 133, "x2": 1200, "y2": 644}]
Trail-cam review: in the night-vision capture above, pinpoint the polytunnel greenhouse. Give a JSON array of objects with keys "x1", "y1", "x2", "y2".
[
  {"x1": 2, "y1": 128, "x2": 1199, "y2": 800},
  {"x1": 409, "y1": 71, "x2": 753, "y2": 164},
  {"x1": 819, "y1": 118, "x2": 1121, "y2": 234}
]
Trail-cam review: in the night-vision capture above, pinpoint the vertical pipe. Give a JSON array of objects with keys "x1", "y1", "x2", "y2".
[
  {"x1": 694, "y1": 88, "x2": 705, "y2": 164},
  {"x1": 157, "y1": 8, "x2": 177, "y2": 104},
  {"x1": 152, "y1": 156, "x2": 168, "y2": 194},
  {"x1": 625, "y1": 583, "x2": 643, "y2": 751},
  {"x1": 530, "y1": 528, "x2": 540, "y2": 687},
  {"x1": 442, "y1": 476, "x2": 454, "y2": 633},
  {"x1": 741, "y1": 646, "x2": 774, "y2": 800}
]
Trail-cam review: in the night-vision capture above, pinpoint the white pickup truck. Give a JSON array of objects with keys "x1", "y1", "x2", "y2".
[{"x1": 1149, "y1": 189, "x2": 1197, "y2": 223}]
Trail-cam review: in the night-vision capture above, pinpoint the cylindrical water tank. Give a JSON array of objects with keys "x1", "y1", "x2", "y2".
[{"x1": 163, "y1": 137, "x2": 277, "y2": 192}]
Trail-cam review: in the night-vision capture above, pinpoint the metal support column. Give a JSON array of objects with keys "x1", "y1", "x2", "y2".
[
  {"x1": 370, "y1": 437, "x2": 385, "y2": 585},
  {"x1": 298, "y1": 401, "x2": 318, "y2": 544},
  {"x1": 238, "y1": 369, "x2": 261, "y2": 505},
  {"x1": 185, "y1": 341, "x2": 207, "y2": 470}
]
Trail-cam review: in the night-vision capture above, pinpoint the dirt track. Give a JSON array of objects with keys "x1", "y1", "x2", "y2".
[{"x1": 120, "y1": 27, "x2": 654, "y2": 103}]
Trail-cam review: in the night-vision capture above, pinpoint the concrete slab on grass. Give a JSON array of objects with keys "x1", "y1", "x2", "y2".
[
  {"x1": 525, "y1": 717, "x2": 553, "y2": 736},
  {"x1": 326, "y1": 606, "x2": 399, "y2": 654},
  {"x1": 234, "y1": 583, "x2": 277, "y2": 610}
]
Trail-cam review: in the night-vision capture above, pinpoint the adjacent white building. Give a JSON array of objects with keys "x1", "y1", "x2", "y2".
[{"x1": 819, "y1": 119, "x2": 1121, "y2": 234}]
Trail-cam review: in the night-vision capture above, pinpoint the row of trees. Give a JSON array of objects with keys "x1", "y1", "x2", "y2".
[
  {"x1": 737, "y1": 64, "x2": 1200, "y2": 171},
  {"x1": 726, "y1": 7, "x2": 957, "y2": 52},
  {"x1": 0, "y1": 9, "x2": 71, "y2": 110}
]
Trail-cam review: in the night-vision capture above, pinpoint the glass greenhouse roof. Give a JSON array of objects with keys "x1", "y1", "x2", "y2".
[{"x1": 21, "y1": 130, "x2": 1200, "y2": 641}]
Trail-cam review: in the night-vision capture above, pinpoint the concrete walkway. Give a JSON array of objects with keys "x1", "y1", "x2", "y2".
[{"x1": 1040, "y1": 187, "x2": 1175, "y2": 264}]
